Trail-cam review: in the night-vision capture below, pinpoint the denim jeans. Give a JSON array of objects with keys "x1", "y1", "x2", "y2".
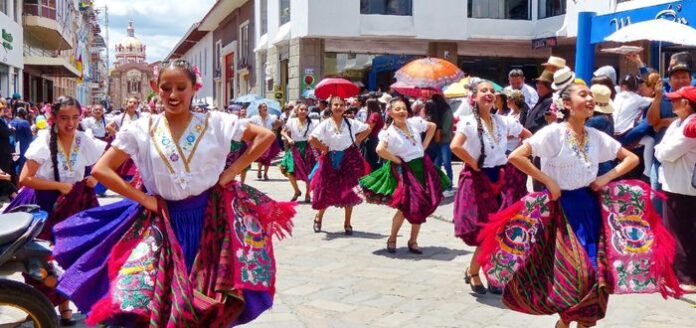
[
  {"x1": 619, "y1": 119, "x2": 652, "y2": 146},
  {"x1": 433, "y1": 142, "x2": 453, "y2": 189}
]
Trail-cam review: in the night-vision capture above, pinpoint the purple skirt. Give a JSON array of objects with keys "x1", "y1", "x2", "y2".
[
  {"x1": 53, "y1": 193, "x2": 272, "y2": 325},
  {"x1": 256, "y1": 140, "x2": 281, "y2": 166},
  {"x1": 311, "y1": 145, "x2": 369, "y2": 210},
  {"x1": 3, "y1": 187, "x2": 59, "y2": 214},
  {"x1": 453, "y1": 166, "x2": 504, "y2": 246}
]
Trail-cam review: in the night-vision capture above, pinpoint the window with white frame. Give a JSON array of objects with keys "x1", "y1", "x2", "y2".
[
  {"x1": 279, "y1": 0, "x2": 290, "y2": 25},
  {"x1": 538, "y1": 0, "x2": 565, "y2": 19},
  {"x1": 240, "y1": 22, "x2": 250, "y2": 67},
  {"x1": 260, "y1": 0, "x2": 268, "y2": 35},
  {"x1": 468, "y1": 0, "x2": 531, "y2": 20},
  {"x1": 360, "y1": 0, "x2": 412, "y2": 15},
  {"x1": 215, "y1": 41, "x2": 222, "y2": 78}
]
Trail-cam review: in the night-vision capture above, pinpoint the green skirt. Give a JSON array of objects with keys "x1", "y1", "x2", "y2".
[
  {"x1": 279, "y1": 141, "x2": 310, "y2": 176},
  {"x1": 359, "y1": 157, "x2": 451, "y2": 204}
]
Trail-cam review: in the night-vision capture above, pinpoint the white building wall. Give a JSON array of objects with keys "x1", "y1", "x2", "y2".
[
  {"x1": 0, "y1": 0, "x2": 24, "y2": 99},
  {"x1": 183, "y1": 32, "x2": 214, "y2": 107}
]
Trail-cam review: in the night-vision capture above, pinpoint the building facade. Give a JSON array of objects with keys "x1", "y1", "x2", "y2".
[
  {"x1": 108, "y1": 21, "x2": 154, "y2": 109},
  {"x1": 165, "y1": 23, "x2": 215, "y2": 108},
  {"x1": 0, "y1": 0, "x2": 23, "y2": 100}
]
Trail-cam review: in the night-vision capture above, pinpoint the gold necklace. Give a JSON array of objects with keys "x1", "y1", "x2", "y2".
[
  {"x1": 395, "y1": 123, "x2": 417, "y2": 145},
  {"x1": 331, "y1": 119, "x2": 343, "y2": 135},
  {"x1": 482, "y1": 116, "x2": 500, "y2": 145}
]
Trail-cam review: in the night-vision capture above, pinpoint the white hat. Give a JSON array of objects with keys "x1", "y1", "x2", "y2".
[
  {"x1": 378, "y1": 93, "x2": 392, "y2": 104},
  {"x1": 542, "y1": 56, "x2": 566, "y2": 69},
  {"x1": 590, "y1": 84, "x2": 614, "y2": 114},
  {"x1": 552, "y1": 66, "x2": 576, "y2": 91}
]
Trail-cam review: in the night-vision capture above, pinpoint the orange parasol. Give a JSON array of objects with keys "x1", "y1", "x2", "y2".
[{"x1": 395, "y1": 57, "x2": 465, "y2": 89}]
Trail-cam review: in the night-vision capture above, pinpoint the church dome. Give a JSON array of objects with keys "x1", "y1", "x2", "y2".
[{"x1": 116, "y1": 20, "x2": 145, "y2": 57}]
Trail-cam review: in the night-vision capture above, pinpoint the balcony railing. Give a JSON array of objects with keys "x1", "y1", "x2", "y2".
[{"x1": 24, "y1": 3, "x2": 57, "y2": 20}]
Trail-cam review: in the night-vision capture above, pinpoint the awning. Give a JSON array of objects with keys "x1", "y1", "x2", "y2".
[
  {"x1": 24, "y1": 56, "x2": 81, "y2": 77},
  {"x1": 254, "y1": 34, "x2": 269, "y2": 52},
  {"x1": 272, "y1": 23, "x2": 291, "y2": 45}
]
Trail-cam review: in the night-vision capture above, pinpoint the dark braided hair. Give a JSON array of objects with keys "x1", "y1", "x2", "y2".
[
  {"x1": 471, "y1": 81, "x2": 491, "y2": 169},
  {"x1": 295, "y1": 102, "x2": 312, "y2": 138},
  {"x1": 50, "y1": 96, "x2": 82, "y2": 182}
]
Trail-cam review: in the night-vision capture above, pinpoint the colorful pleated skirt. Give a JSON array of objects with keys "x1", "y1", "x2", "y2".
[
  {"x1": 358, "y1": 156, "x2": 450, "y2": 224},
  {"x1": 279, "y1": 141, "x2": 316, "y2": 182},
  {"x1": 226, "y1": 140, "x2": 251, "y2": 172},
  {"x1": 256, "y1": 139, "x2": 281, "y2": 166},
  {"x1": 310, "y1": 145, "x2": 370, "y2": 210},
  {"x1": 53, "y1": 183, "x2": 296, "y2": 327},
  {"x1": 477, "y1": 180, "x2": 682, "y2": 327}
]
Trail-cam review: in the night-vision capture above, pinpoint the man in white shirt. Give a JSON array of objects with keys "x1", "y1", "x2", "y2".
[{"x1": 504, "y1": 69, "x2": 539, "y2": 109}]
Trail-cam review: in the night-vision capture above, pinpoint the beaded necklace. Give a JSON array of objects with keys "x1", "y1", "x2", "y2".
[
  {"x1": 393, "y1": 122, "x2": 417, "y2": 146},
  {"x1": 565, "y1": 123, "x2": 591, "y2": 167}
]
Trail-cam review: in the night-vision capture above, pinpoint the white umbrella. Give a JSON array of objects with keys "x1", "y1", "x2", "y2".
[{"x1": 604, "y1": 19, "x2": 696, "y2": 46}]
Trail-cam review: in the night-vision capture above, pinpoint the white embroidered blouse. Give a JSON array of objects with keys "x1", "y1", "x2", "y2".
[
  {"x1": 111, "y1": 111, "x2": 248, "y2": 200},
  {"x1": 285, "y1": 117, "x2": 316, "y2": 142},
  {"x1": 113, "y1": 112, "x2": 145, "y2": 129},
  {"x1": 82, "y1": 116, "x2": 109, "y2": 138},
  {"x1": 310, "y1": 118, "x2": 369, "y2": 151},
  {"x1": 455, "y1": 114, "x2": 524, "y2": 168},
  {"x1": 524, "y1": 123, "x2": 622, "y2": 191},
  {"x1": 378, "y1": 117, "x2": 429, "y2": 162},
  {"x1": 25, "y1": 130, "x2": 107, "y2": 184},
  {"x1": 250, "y1": 114, "x2": 278, "y2": 130}
]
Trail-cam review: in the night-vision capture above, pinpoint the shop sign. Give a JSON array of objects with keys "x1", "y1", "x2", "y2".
[
  {"x1": 531, "y1": 37, "x2": 557, "y2": 49},
  {"x1": 591, "y1": 1, "x2": 694, "y2": 44},
  {"x1": 0, "y1": 22, "x2": 23, "y2": 68},
  {"x1": 302, "y1": 68, "x2": 316, "y2": 93}
]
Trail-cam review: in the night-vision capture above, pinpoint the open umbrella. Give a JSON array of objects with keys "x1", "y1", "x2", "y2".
[
  {"x1": 234, "y1": 94, "x2": 264, "y2": 104},
  {"x1": 395, "y1": 57, "x2": 465, "y2": 89},
  {"x1": 604, "y1": 19, "x2": 696, "y2": 46},
  {"x1": 315, "y1": 77, "x2": 360, "y2": 100},
  {"x1": 247, "y1": 99, "x2": 282, "y2": 117},
  {"x1": 390, "y1": 81, "x2": 442, "y2": 99}
]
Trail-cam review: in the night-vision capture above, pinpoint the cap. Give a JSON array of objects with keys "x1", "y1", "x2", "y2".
[
  {"x1": 593, "y1": 66, "x2": 617, "y2": 85},
  {"x1": 666, "y1": 85, "x2": 696, "y2": 103},
  {"x1": 668, "y1": 51, "x2": 692, "y2": 76}
]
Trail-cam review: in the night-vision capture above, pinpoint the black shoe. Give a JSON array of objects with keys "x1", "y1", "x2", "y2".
[
  {"x1": 344, "y1": 225, "x2": 353, "y2": 235},
  {"x1": 291, "y1": 191, "x2": 301, "y2": 202},
  {"x1": 487, "y1": 284, "x2": 503, "y2": 295},
  {"x1": 386, "y1": 239, "x2": 397, "y2": 253},
  {"x1": 313, "y1": 218, "x2": 322, "y2": 233},
  {"x1": 60, "y1": 310, "x2": 77, "y2": 327},
  {"x1": 407, "y1": 241, "x2": 423, "y2": 255},
  {"x1": 464, "y1": 268, "x2": 487, "y2": 295}
]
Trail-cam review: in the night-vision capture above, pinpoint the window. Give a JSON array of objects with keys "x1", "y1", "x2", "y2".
[
  {"x1": 279, "y1": 0, "x2": 290, "y2": 25},
  {"x1": 539, "y1": 0, "x2": 565, "y2": 19},
  {"x1": 240, "y1": 22, "x2": 250, "y2": 66},
  {"x1": 360, "y1": 0, "x2": 412, "y2": 15},
  {"x1": 260, "y1": 0, "x2": 268, "y2": 35},
  {"x1": 0, "y1": 0, "x2": 7, "y2": 15},
  {"x1": 204, "y1": 47, "x2": 207, "y2": 75},
  {"x1": 468, "y1": 0, "x2": 531, "y2": 20},
  {"x1": 215, "y1": 41, "x2": 222, "y2": 79}
]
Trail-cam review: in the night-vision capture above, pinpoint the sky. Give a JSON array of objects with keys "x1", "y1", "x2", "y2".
[{"x1": 93, "y1": 0, "x2": 217, "y2": 66}]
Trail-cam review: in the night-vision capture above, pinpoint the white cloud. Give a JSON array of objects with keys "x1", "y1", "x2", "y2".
[{"x1": 93, "y1": 0, "x2": 216, "y2": 64}]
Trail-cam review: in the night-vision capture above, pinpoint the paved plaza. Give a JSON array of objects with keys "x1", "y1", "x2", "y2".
[{"x1": 1, "y1": 163, "x2": 695, "y2": 328}]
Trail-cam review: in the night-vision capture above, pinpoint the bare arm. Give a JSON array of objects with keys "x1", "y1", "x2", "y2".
[
  {"x1": 590, "y1": 147, "x2": 639, "y2": 191},
  {"x1": 422, "y1": 122, "x2": 436, "y2": 150},
  {"x1": 280, "y1": 126, "x2": 294, "y2": 145},
  {"x1": 375, "y1": 140, "x2": 402, "y2": 164},
  {"x1": 355, "y1": 128, "x2": 372, "y2": 144},
  {"x1": 647, "y1": 82, "x2": 663, "y2": 127},
  {"x1": 92, "y1": 147, "x2": 157, "y2": 211},
  {"x1": 508, "y1": 143, "x2": 561, "y2": 200},
  {"x1": 219, "y1": 125, "x2": 276, "y2": 186},
  {"x1": 309, "y1": 135, "x2": 329, "y2": 154},
  {"x1": 19, "y1": 160, "x2": 73, "y2": 194},
  {"x1": 449, "y1": 133, "x2": 480, "y2": 171}
]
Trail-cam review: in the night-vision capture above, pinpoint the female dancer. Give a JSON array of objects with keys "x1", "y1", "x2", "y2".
[
  {"x1": 6, "y1": 96, "x2": 105, "y2": 326},
  {"x1": 81, "y1": 104, "x2": 111, "y2": 141},
  {"x1": 450, "y1": 80, "x2": 531, "y2": 294},
  {"x1": 359, "y1": 97, "x2": 450, "y2": 254},
  {"x1": 106, "y1": 97, "x2": 141, "y2": 181},
  {"x1": 52, "y1": 60, "x2": 294, "y2": 326},
  {"x1": 250, "y1": 102, "x2": 281, "y2": 180},
  {"x1": 309, "y1": 96, "x2": 371, "y2": 234},
  {"x1": 479, "y1": 80, "x2": 681, "y2": 327},
  {"x1": 362, "y1": 98, "x2": 385, "y2": 170},
  {"x1": 280, "y1": 102, "x2": 316, "y2": 202}
]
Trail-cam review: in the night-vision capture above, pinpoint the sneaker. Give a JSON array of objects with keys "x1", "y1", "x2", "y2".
[{"x1": 442, "y1": 189, "x2": 455, "y2": 198}]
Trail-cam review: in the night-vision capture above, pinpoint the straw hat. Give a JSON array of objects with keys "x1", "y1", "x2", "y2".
[
  {"x1": 534, "y1": 70, "x2": 554, "y2": 84},
  {"x1": 552, "y1": 67, "x2": 576, "y2": 91},
  {"x1": 541, "y1": 56, "x2": 566, "y2": 70},
  {"x1": 378, "y1": 93, "x2": 392, "y2": 104},
  {"x1": 590, "y1": 84, "x2": 614, "y2": 114}
]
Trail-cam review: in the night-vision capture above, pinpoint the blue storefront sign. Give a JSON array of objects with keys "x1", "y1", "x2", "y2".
[
  {"x1": 575, "y1": 0, "x2": 694, "y2": 81},
  {"x1": 368, "y1": 55, "x2": 418, "y2": 91},
  {"x1": 590, "y1": 1, "x2": 693, "y2": 44}
]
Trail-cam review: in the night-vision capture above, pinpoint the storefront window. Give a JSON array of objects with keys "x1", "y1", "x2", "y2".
[
  {"x1": 360, "y1": 0, "x2": 412, "y2": 16},
  {"x1": 468, "y1": 0, "x2": 531, "y2": 20},
  {"x1": 279, "y1": 0, "x2": 290, "y2": 25},
  {"x1": 539, "y1": 0, "x2": 565, "y2": 19}
]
